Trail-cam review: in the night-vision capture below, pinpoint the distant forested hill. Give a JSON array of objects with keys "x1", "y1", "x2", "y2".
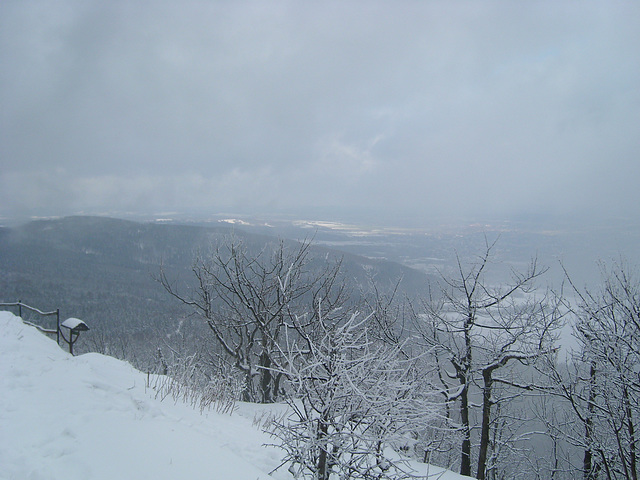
[{"x1": 0, "y1": 216, "x2": 433, "y2": 367}]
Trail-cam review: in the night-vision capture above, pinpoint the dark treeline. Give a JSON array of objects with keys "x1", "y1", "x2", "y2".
[{"x1": 0, "y1": 216, "x2": 431, "y2": 367}]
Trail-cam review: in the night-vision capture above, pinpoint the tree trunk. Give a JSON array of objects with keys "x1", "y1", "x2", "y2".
[
  {"x1": 460, "y1": 382, "x2": 472, "y2": 477},
  {"x1": 460, "y1": 314, "x2": 473, "y2": 477},
  {"x1": 317, "y1": 417, "x2": 330, "y2": 480},
  {"x1": 622, "y1": 384, "x2": 638, "y2": 480},
  {"x1": 259, "y1": 349, "x2": 272, "y2": 403},
  {"x1": 584, "y1": 362, "x2": 597, "y2": 480},
  {"x1": 242, "y1": 369, "x2": 254, "y2": 402},
  {"x1": 477, "y1": 368, "x2": 493, "y2": 480}
]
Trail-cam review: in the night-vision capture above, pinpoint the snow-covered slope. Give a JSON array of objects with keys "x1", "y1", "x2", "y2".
[
  {"x1": 0, "y1": 311, "x2": 471, "y2": 480},
  {"x1": 0, "y1": 311, "x2": 282, "y2": 480}
]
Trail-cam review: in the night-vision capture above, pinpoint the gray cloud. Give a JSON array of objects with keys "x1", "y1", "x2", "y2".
[{"x1": 1, "y1": 1, "x2": 639, "y2": 223}]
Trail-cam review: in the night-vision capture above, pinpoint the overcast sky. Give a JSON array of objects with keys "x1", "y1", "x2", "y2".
[{"x1": 1, "y1": 1, "x2": 639, "y2": 225}]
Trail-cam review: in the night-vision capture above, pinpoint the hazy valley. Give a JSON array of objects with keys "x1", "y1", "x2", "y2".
[{"x1": 2, "y1": 213, "x2": 637, "y2": 363}]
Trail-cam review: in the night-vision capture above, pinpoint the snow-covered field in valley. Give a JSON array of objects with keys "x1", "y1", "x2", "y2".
[{"x1": 0, "y1": 311, "x2": 470, "y2": 480}]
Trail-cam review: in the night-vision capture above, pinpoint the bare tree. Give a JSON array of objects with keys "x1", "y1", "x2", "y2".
[
  {"x1": 159, "y1": 236, "x2": 349, "y2": 403},
  {"x1": 269, "y1": 308, "x2": 446, "y2": 480},
  {"x1": 413, "y1": 239, "x2": 563, "y2": 479},
  {"x1": 547, "y1": 260, "x2": 640, "y2": 480}
]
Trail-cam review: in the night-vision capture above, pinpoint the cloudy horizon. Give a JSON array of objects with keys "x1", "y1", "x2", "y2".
[{"x1": 2, "y1": 1, "x2": 639, "y2": 226}]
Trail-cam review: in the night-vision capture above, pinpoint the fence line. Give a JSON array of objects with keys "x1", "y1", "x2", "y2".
[{"x1": 0, "y1": 301, "x2": 60, "y2": 344}]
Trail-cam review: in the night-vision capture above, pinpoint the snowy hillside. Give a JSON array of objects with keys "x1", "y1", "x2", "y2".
[{"x1": 0, "y1": 312, "x2": 470, "y2": 480}]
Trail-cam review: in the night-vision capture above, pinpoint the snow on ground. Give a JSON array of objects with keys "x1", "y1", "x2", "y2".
[{"x1": 0, "y1": 311, "x2": 471, "y2": 480}]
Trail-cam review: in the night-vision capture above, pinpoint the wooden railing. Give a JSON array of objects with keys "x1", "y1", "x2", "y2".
[{"x1": 0, "y1": 301, "x2": 60, "y2": 344}]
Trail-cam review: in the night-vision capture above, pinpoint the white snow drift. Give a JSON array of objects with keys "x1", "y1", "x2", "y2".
[{"x1": 0, "y1": 311, "x2": 469, "y2": 480}]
